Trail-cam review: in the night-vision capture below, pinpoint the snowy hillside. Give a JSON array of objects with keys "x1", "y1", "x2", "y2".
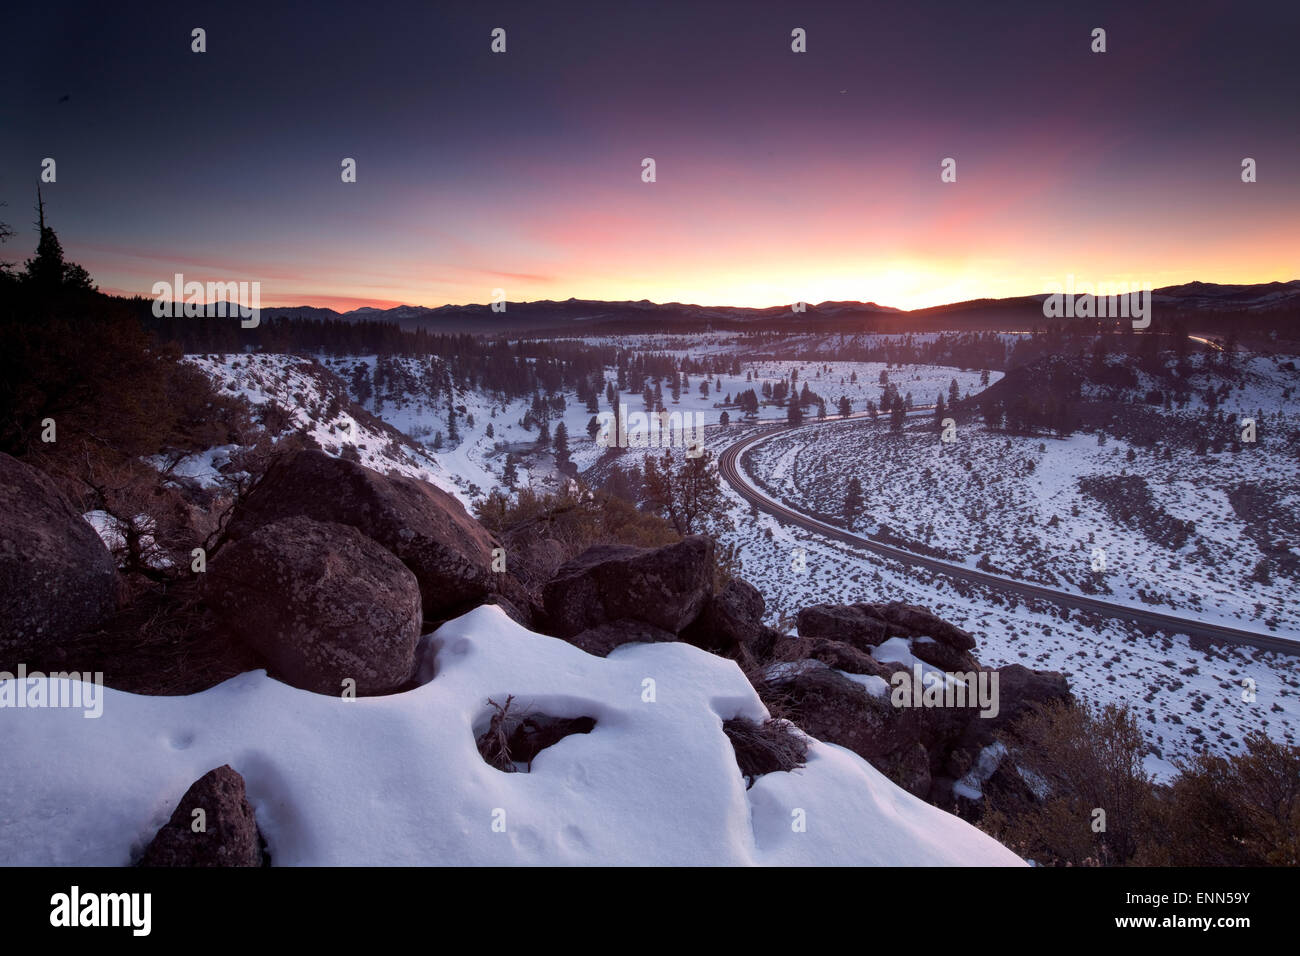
[
  {"x1": 0, "y1": 606, "x2": 1021, "y2": 867},
  {"x1": 182, "y1": 351, "x2": 994, "y2": 504},
  {"x1": 184, "y1": 353, "x2": 468, "y2": 501}
]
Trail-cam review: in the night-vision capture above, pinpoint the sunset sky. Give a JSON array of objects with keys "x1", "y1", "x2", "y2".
[{"x1": 2, "y1": 0, "x2": 1297, "y2": 311}]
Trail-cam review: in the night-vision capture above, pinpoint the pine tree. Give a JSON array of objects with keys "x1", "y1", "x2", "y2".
[
  {"x1": 23, "y1": 188, "x2": 93, "y2": 291},
  {"x1": 553, "y1": 421, "x2": 569, "y2": 463},
  {"x1": 844, "y1": 477, "x2": 864, "y2": 530},
  {"x1": 890, "y1": 400, "x2": 905, "y2": 434}
]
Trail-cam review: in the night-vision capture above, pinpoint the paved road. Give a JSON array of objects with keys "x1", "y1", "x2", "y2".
[{"x1": 717, "y1": 416, "x2": 1300, "y2": 658}]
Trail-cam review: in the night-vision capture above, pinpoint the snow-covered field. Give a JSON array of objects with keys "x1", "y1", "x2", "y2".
[
  {"x1": 743, "y1": 417, "x2": 1300, "y2": 635},
  {"x1": 0, "y1": 606, "x2": 1020, "y2": 867}
]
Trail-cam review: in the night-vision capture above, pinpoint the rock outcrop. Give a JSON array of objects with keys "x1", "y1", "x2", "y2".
[
  {"x1": 542, "y1": 535, "x2": 714, "y2": 639},
  {"x1": 763, "y1": 601, "x2": 1071, "y2": 809},
  {"x1": 205, "y1": 515, "x2": 422, "y2": 695},
  {"x1": 0, "y1": 453, "x2": 118, "y2": 662},
  {"x1": 796, "y1": 600, "x2": 977, "y2": 653},
  {"x1": 138, "y1": 765, "x2": 266, "y2": 867},
  {"x1": 225, "y1": 450, "x2": 497, "y2": 620},
  {"x1": 680, "y1": 577, "x2": 769, "y2": 654}
]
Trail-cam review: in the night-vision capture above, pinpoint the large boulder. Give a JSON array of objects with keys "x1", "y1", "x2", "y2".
[
  {"x1": 225, "y1": 450, "x2": 496, "y2": 619},
  {"x1": 962, "y1": 663, "x2": 1072, "y2": 747},
  {"x1": 796, "y1": 601, "x2": 976, "y2": 653},
  {"x1": 681, "y1": 577, "x2": 766, "y2": 653},
  {"x1": 760, "y1": 662, "x2": 935, "y2": 798},
  {"x1": 770, "y1": 635, "x2": 894, "y2": 679},
  {"x1": 867, "y1": 602, "x2": 977, "y2": 652},
  {"x1": 795, "y1": 604, "x2": 890, "y2": 649},
  {"x1": 139, "y1": 765, "x2": 265, "y2": 867},
  {"x1": 498, "y1": 532, "x2": 569, "y2": 592},
  {"x1": 205, "y1": 515, "x2": 422, "y2": 695},
  {"x1": 0, "y1": 453, "x2": 118, "y2": 661},
  {"x1": 542, "y1": 536, "x2": 714, "y2": 638}
]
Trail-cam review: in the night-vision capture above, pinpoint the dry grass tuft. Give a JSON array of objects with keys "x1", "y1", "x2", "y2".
[{"x1": 723, "y1": 716, "x2": 809, "y2": 787}]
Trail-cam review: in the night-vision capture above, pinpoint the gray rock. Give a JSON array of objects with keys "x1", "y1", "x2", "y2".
[
  {"x1": 682, "y1": 577, "x2": 766, "y2": 652},
  {"x1": 225, "y1": 450, "x2": 497, "y2": 619},
  {"x1": 205, "y1": 515, "x2": 422, "y2": 695},
  {"x1": 139, "y1": 765, "x2": 265, "y2": 867},
  {"x1": 542, "y1": 535, "x2": 714, "y2": 638}
]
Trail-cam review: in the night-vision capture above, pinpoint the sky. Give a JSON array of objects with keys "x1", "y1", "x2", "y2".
[{"x1": 2, "y1": 0, "x2": 1298, "y2": 312}]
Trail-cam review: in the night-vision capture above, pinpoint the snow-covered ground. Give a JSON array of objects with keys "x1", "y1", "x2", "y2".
[
  {"x1": 0, "y1": 606, "x2": 1021, "y2": 867},
  {"x1": 743, "y1": 416, "x2": 1300, "y2": 635}
]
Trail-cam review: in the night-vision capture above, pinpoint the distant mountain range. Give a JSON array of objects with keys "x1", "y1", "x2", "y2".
[
  {"x1": 241, "y1": 297, "x2": 904, "y2": 333},
  {"x1": 176, "y1": 280, "x2": 1300, "y2": 336}
]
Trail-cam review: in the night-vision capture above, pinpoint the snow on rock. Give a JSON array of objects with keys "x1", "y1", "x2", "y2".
[{"x1": 0, "y1": 605, "x2": 1021, "y2": 867}]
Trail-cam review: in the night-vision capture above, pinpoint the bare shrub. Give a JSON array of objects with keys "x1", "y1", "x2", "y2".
[
  {"x1": 1134, "y1": 731, "x2": 1300, "y2": 866},
  {"x1": 476, "y1": 695, "x2": 597, "y2": 774},
  {"x1": 723, "y1": 716, "x2": 809, "y2": 787},
  {"x1": 981, "y1": 698, "x2": 1152, "y2": 866},
  {"x1": 478, "y1": 695, "x2": 519, "y2": 773}
]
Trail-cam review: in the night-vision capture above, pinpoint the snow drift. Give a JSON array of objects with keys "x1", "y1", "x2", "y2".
[{"x1": 0, "y1": 605, "x2": 1022, "y2": 866}]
